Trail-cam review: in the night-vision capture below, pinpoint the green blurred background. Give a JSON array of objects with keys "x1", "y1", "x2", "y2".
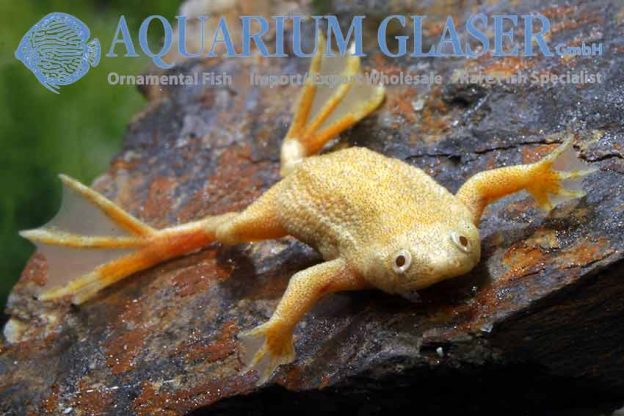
[{"x1": 0, "y1": 1, "x2": 179, "y2": 311}]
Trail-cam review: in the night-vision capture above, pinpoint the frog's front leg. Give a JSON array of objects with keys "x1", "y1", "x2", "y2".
[
  {"x1": 239, "y1": 258, "x2": 368, "y2": 385},
  {"x1": 456, "y1": 137, "x2": 597, "y2": 224}
]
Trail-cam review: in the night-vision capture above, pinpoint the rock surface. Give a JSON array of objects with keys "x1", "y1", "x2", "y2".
[{"x1": 2, "y1": 0, "x2": 624, "y2": 414}]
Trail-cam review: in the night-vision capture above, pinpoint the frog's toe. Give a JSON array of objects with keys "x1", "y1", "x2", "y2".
[
  {"x1": 238, "y1": 322, "x2": 295, "y2": 385},
  {"x1": 528, "y1": 136, "x2": 598, "y2": 210}
]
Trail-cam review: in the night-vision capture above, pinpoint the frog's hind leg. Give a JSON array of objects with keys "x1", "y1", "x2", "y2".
[
  {"x1": 214, "y1": 183, "x2": 288, "y2": 245},
  {"x1": 456, "y1": 136, "x2": 598, "y2": 224},
  {"x1": 280, "y1": 33, "x2": 385, "y2": 176},
  {"x1": 20, "y1": 175, "x2": 237, "y2": 304},
  {"x1": 238, "y1": 258, "x2": 368, "y2": 385},
  {"x1": 21, "y1": 175, "x2": 289, "y2": 304}
]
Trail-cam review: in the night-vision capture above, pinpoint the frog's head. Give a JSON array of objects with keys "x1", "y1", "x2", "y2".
[{"x1": 362, "y1": 221, "x2": 481, "y2": 300}]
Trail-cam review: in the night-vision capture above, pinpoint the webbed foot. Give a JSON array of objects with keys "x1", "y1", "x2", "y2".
[
  {"x1": 238, "y1": 321, "x2": 295, "y2": 385},
  {"x1": 280, "y1": 33, "x2": 385, "y2": 176},
  {"x1": 527, "y1": 136, "x2": 598, "y2": 210},
  {"x1": 20, "y1": 174, "x2": 227, "y2": 304}
]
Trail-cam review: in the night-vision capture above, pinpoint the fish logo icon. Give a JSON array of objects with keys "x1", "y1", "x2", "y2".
[{"x1": 15, "y1": 12, "x2": 100, "y2": 94}]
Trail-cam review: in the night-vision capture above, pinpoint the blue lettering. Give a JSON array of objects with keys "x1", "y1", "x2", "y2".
[
  {"x1": 292, "y1": 16, "x2": 318, "y2": 57},
  {"x1": 139, "y1": 15, "x2": 173, "y2": 69},
  {"x1": 107, "y1": 15, "x2": 138, "y2": 57},
  {"x1": 412, "y1": 16, "x2": 436, "y2": 57},
  {"x1": 207, "y1": 16, "x2": 238, "y2": 57},
  {"x1": 273, "y1": 16, "x2": 287, "y2": 57},
  {"x1": 326, "y1": 15, "x2": 365, "y2": 56},
  {"x1": 176, "y1": 15, "x2": 204, "y2": 58},
  {"x1": 466, "y1": 14, "x2": 489, "y2": 58},
  {"x1": 437, "y1": 16, "x2": 463, "y2": 56},
  {"x1": 493, "y1": 15, "x2": 519, "y2": 57},
  {"x1": 378, "y1": 15, "x2": 407, "y2": 57},
  {"x1": 523, "y1": 14, "x2": 553, "y2": 57},
  {"x1": 241, "y1": 16, "x2": 269, "y2": 57}
]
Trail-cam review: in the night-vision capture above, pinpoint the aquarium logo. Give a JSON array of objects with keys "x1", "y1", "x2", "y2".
[
  {"x1": 17, "y1": 12, "x2": 605, "y2": 93},
  {"x1": 15, "y1": 12, "x2": 100, "y2": 94},
  {"x1": 100, "y1": 14, "x2": 608, "y2": 69}
]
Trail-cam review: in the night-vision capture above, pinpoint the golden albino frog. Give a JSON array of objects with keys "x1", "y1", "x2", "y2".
[{"x1": 21, "y1": 35, "x2": 596, "y2": 384}]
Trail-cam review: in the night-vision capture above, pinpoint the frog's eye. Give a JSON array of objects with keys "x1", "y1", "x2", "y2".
[
  {"x1": 392, "y1": 249, "x2": 412, "y2": 274},
  {"x1": 451, "y1": 232, "x2": 471, "y2": 253}
]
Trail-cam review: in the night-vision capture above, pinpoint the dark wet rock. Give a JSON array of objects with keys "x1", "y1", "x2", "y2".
[{"x1": 2, "y1": 0, "x2": 624, "y2": 415}]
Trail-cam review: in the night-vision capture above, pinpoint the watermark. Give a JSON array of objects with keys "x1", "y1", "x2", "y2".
[
  {"x1": 250, "y1": 70, "x2": 442, "y2": 88},
  {"x1": 105, "y1": 14, "x2": 605, "y2": 66},
  {"x1": 453, "y1": 70, "x2": 604, "y2": 86},
  {"x1": 16, "y1": 12, "x2": 606, "y2": 93},
  {"x1": 107, "y1": 71, "x2": 231, "y2": 87},
  {"x1": 15, "y1": 12, "x2": 100, "y2": 93},
  {"x1": 554, "y1": 42, "x2": 603, "y2": 57}
]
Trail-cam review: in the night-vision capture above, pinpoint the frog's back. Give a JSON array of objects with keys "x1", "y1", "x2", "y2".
[{"x1": 276, "y1": 147, "x2": 467, "y2": 255}]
